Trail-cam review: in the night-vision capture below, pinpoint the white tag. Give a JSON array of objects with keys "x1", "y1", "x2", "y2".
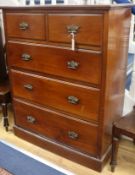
[{"x1": 71, "y1": 33, "x2": 75, "y2": 51}]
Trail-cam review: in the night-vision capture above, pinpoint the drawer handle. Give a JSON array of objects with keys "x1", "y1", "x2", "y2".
[
  {"x1": 68, "y1": 131, "x2": 79, "y2": 140},
  {"x1": 67, "y1": 60, "x2": 79, "y2": 70},
  {"x1": 27, "y1": 116, "x2": 36, "y2": 124},
  {"x1": 68, "y1": 96, "x2": 79, "y2": 105},
  {"x1": 21, "y1": 53, "x2": 32, "y2": 61},
  {"x1": 24, "y1": 84, "x2": 33, "y2": 91},
  {"x1": 67, "y1": 25, "x2": 80, "y2": 34},
  {"x1": 19, "y1": 22, "x2": 29, "y2": 30}
]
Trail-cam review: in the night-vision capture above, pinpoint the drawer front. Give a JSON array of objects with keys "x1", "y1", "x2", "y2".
[
  {"x1": 5, "y1": 13, "x2": 45, "y2": 40},
  {"x1": 7, "y1": 42, "x2": 101, "y2": 85},
  {"x1": 48, "y1": 14, "x2": 103, "y2": 48},
  {"x1": 11, "y1": 70, "x2": 100, "y2": 122},
  {"x1": 14, "y1": 99, "x2": 98, "y2": 156}
]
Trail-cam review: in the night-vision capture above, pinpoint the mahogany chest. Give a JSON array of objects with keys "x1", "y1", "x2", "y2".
[{"x1": 2, "y1": 5, "x2": 132, "y2": 171}]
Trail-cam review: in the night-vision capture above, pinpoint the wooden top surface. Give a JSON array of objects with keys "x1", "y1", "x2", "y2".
[
  {"x1": 114, "y1": 109, "x2": 135, "y2": 134},
  {"x1": 0, "y1": 4, "x2": 134, "y2": 11}
]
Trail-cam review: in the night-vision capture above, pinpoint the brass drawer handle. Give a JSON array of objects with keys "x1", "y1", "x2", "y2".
[
  {"x1": 24, "y1": 84, "x2": 33, "y2": 91},
  {"x1": 21, "y1": 53, "x2": 32, "y2": 61},
  {"x1": 27, "y1": 116, "x2": 36, "y2": 124},
  {"x1": 67, "y1": 60, "x2": 79, "y2": 70},
  {"x1": 68, "y1": 131, "x2": 79, "y2": 140},
  {"x1": 67, "y1": 25, "x2": 80, "y2": 34},
  {"x1": 67, "y1": 96, "x2": 79, "y2": 105},
  {"x1": 19, "y1": 22, "x2": 29, "y2": 30}
]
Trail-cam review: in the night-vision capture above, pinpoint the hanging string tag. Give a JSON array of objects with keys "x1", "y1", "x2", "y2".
[
  {"x1": 71, "y1": 32, "x2": 75, "y2": 51},
  {"x1": 67, "y1": 25, "x2": 80, "y2": 51}
]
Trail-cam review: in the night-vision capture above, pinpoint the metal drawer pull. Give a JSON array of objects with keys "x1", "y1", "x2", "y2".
[
  {"x1": 27, "y1": 116, "x2": 36, "y2": 124},
  {"x1": 67, "y1": 25, "x2": 80, "y2": 34},
  {"x1": 68, "y1": 131, "x2": 78, "y2": 140},
  {"x1": 21, "y1": 53, "x2": 32, "y2": 61},
  {"x1": 24, "y1": 84, "x2": 33, "y2": 90},
  {"x1": 19, "y1": 22, "x2": 29, "y2": 30},
  {"x1": 68, "y1": 96, "x2": 79, "y2": 105},
  {"x1": 67, "y1": 60, "x2": 79, "y2": 70}
]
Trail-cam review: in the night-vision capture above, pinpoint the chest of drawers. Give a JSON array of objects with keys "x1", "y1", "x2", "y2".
[{"x1": 3, "y1": 5, "x2": 132, "y2": 171}]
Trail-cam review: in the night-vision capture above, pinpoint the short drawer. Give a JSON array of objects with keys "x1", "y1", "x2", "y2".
[
  {"x1": 48, "y1": 14, "x2": 103, "y2": 49},
  {"x1": 7, "y1": 42, "x2": 101, "y2": 85},
  {"x1": 5, "y1": 13, "x2": 45, "y2": 40},
  {"x1": 14, "y1": 99, "x2": 98, "y2": 156},
  {"x1": 11, "y1": 70, "x2": 100, "y2": 122}
]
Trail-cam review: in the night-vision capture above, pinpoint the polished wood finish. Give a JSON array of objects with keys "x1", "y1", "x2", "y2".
[
  {"x1": 3, "y1": 5, "x2": 133, "y2": 172},
  {"x1": 5, "y1": 13, "x2": 46, "y2": 40},
  {"x1": 48, "y1": 14, "x2": 103, "y2": 48},
  {"x1": 110, "y1": 106, "x2": 135, "y2": 172},
  {"x1": 7, "y1": 42, "x2": 102, "y2": 86},
  {"x1": 100, "y1": 8, "x2": 131, "y2": 156},
  {"x1": 14, "y1": 125, "x2": 110, "y2": 172},
  {"x1": 11, "y1": 69, "x2": 100, "y2": 122},
  {"x1": 13, "y1": 99, "x2": 98, "y2": 156}
]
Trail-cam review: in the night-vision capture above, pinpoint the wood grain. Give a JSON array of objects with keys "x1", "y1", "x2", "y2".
[
  {"x1": 48, "y1": 14, "x2": 103, "y2": 48},
  {"x1": 11, "y1": 69, "x2": 100, "y2": 122},
  {"x1": 7, "y1": 41, "x2": 102, "y2": 86},
  {"x1": 3, "y1": 5, "x2": 133, "y2": 172},
  {"x1": 13, "y1": 99, "x2": 98, "y2": 156},
  {"x1": 99, "y1": 8, "x2": 132, "y2": 156},
  {"x1": 5, "y1": 13, "x2": 46, "y2": 40}
]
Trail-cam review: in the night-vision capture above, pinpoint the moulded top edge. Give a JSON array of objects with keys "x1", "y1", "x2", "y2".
[{"x1": 0, "y1": 4, "x2": 134, "y2": 11}]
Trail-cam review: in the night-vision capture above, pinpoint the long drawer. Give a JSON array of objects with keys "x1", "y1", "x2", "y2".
[
  {"x1": 11, "y1": 69, "x2": 100, "y2": 122},
  {"x1": 7, "y1": 42, "x2": 101, "y2": 86},
  {"x1": 13, "y1": 99, "x2": 98, "y2": 156},
  {"x1": 5, "y1": 13, "x2": 46, "y2": 40},
  {"x1": 48, "y1": 14, "x2": 103, "y2": 48}
]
